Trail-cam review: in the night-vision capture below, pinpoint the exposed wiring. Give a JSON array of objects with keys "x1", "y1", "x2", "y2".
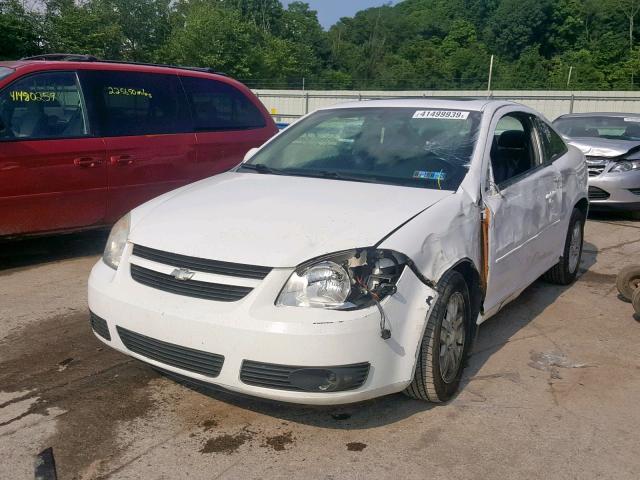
[{"x1": 356, "y1": 276, "x2": 391, "y2": 340}]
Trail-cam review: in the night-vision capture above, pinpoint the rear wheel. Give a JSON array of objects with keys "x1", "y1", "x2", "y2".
[
  {"x1": 543, "y1": 208, "x2": 584, "y2": 285},
  {"x1": 404, "y1": 271, "x2": 470, "y2": 403}
]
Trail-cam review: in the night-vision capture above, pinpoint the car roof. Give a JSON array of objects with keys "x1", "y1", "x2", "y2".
[
  {"x1": 319, "y1": 98, "x2": 517, "y2": 112},
  {"x1": 0, "y1": 58, "x2": 227, "y2": 80},
  {"x1": 555, "y1": 112, "x2": 640, "y2": 120}
]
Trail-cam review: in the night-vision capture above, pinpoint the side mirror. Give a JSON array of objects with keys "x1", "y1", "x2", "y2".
[{"x1": 243, "y1": 147, "x2": 259, "y2": 163}]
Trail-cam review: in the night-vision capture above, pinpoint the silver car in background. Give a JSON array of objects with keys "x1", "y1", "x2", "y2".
[{"x1": 553, "y1": 113, "x2": 640, "y2": 217}]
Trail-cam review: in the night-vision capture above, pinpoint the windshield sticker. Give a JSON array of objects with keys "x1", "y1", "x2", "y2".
[
  {"x1": 9, "y1": 91, "x2": 56, "y2": 102},
  {"x1": 624, "y1": 117, "x2": 640, "y2": 123},
  {"x1": 413, "y1": 170, "x2": 446, "y2": 180},
  {"x1": 106, "y1": 86, "x2": 153, "y2": 99},
  {"x1": 412, "y1": 110, "x2": 469, "y2": 120}
]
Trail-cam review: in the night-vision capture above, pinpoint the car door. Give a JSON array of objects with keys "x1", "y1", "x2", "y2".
[
  {"x1": 179, "y1": 75, "x2": 277, "y2": 179},
  {"x1": 534, "y1": 117, "x2": 569, "y2": 251},
  {"x1": 0, "y1": 70, "x2": 107, "y2": 236},
  {"x1": 79, "y1": 69, "x2": 196, "y2": 223},
  {"x1": 483, "y1": 110, "x2": 562, "y2": 313}
]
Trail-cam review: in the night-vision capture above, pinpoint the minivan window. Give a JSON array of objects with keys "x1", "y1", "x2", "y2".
[
  {"x1": 0, "y1": 71, "x2": 88, "y2": 140},
  {"x1": 0, "y1": 67, "x2": 14, "y2": 81},
  {"x1": 244, "y1": 107, "x2": 482, "y2": 191},
  {"x1": 81, "y1": 71, "x2": 190, "y2": 136},
  {"x1": 180, "y1": 76, "x2": 266, "y2": 131}
]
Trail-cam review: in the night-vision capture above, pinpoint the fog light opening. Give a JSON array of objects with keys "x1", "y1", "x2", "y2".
[{"x1": 289, "y1": 366, "x2": 368, "y2": 393}]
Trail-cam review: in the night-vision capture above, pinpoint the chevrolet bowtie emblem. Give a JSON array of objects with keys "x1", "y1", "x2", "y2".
[{"x1": 171, "y1": 268, "x2": 195, "y2": 281}]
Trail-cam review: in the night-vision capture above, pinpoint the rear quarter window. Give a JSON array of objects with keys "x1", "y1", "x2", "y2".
[
  {"x1": 536, "y1": 119, "x2": 568, "y2": 163},
  {"x1": 180, "y1": 76, "x2": 266, "y2": 131}
]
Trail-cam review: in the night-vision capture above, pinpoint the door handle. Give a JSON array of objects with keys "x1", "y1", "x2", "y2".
[
  {"x1": 73, "y1": 157, "x2": 101, "y2": 168},
  {"x1": 110, "y1": 155, "x2": 134, "y2": 166}
]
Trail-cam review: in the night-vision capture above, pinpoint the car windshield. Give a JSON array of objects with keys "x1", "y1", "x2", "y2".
[
  {"x1": 0, "y1": 67, "x2": 14, "y2": 81},
  {"x1": 242, "y1": 107, "x2": 482, "y2": 191},
  {"x1": 554, "y1": 116, "x2": 640, "y2": 141}
]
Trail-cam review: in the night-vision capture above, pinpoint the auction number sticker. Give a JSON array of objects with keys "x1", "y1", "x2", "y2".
[
  {"x1": 9, "y1": 91, "x2": 56, "y2": 102},
  {"x1": 107, "y1": 86, "x2": 153, "y2": 99},
  {"x1": 413, "y1": 110, "x2": 469, "y2": 120}
]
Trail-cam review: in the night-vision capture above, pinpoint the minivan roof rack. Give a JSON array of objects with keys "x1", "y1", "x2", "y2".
[
  {"x1": 21, "y1": 54, "x2": 99, "y2": 62},
  {"x1": 99, "y1": 60, "x2": 227, "y2": 76},
  {"x1": 19, "y1": 54, "x2": 225, "y2": 76}
]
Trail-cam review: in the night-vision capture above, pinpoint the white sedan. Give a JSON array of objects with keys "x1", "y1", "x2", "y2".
[{"x1": 89, "y1": 99, "x2": 588, "y2": 405}]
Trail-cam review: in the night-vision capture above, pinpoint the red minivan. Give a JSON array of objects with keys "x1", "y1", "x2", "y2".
[{"x1": 0, "y1": 55, "x2": 278, "y2": 237}]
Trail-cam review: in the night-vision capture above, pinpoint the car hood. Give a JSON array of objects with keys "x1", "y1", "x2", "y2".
[
  {"x1": 129, "y1": 172, "x2": 452, "y2": 267},
  {"x1": 567, "y1": 137, "x2": 640, "y2": 158}
]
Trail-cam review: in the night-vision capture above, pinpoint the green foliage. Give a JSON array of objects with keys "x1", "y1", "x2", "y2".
[
  {"x1": 3, "y1": 0, "x2": 640, "y2": 90},
  {"x1": 0, "y1": 0, "x2": 41, "y2": 59}
]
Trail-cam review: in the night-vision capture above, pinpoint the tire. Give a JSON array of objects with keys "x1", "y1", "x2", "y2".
[
  {"x1": 633, "y1": 287, "x2": 640, "y2": 316},
  {"x1": 543, "y1": 208, "x2": 585, "y2": 285},
  {"x1": 404, "y1": 271, "x2": 471, "y2": 403},
  {"x1": 616, "y1": 265, "x2": 640, "y2": 302}
]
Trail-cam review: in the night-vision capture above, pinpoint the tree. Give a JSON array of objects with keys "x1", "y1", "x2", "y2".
[
  {"x1": 160, "y1": 1, "x2": 261, "y2": 78},
  {"x1": 618, "y1": 0, "x2": 640, "y2": 53},
  {"x1": 0, "y1": 0, "x2": 41, "y2": 60}
]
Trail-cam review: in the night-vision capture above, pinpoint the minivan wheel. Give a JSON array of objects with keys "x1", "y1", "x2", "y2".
[
  {"x1": 543, "y1": 208, "x2": 584, "y2": 285},
  {"x1": 404, "y1": 271, "x2": 470, "y2": 403}
]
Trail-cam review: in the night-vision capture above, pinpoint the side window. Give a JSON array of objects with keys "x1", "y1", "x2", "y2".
[
  {"x1": 535, "y1": 118, "x2": 568, "y2": 163},
  {"x1": 0, "y1": 71, "x2": 88, "y2": 140},
  {"x1": 180, "y1": 76, "x2": 266, "y2": 131},
  {"x1": 81, "y1": 71, "x2": 189, "y2": 137},
  {"x1": 490, "y1": 113, "x2": 540, "y2": 186}
]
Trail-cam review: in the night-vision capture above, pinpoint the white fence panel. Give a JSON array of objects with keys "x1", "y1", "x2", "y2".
[{"x1": 253, "y1": 89, "x2": 640, "y2": 124}]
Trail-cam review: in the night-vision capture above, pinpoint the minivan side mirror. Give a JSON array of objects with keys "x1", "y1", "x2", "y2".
[{"x1": 243, "y1": 147, "x2": 259, "y2": 162}]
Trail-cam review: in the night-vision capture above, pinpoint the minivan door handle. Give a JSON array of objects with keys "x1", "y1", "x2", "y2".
[
  {"x1": 73, "y1": 157, "x2": 102, "y2": 168},
  {"x1": 110, "y1": 155, "x2": 134, "y2": 166}
]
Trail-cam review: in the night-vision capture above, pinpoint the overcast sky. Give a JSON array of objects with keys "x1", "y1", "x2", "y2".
[{"x1": 281, "y1": 0, "x2": 401, "y2": 29}]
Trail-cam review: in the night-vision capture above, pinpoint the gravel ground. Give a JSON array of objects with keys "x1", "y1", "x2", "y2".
[{"x1": 1, "y1": 214, "x2": 639, "y2": 480}]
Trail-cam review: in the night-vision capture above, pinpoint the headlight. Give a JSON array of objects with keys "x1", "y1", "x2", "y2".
[
  {"x1": 276, "y1": 249, "x2": 406, "y2": 309},
  {"x1": 103, "y1": 213, "x2": 130, "y2": 270},
  {"x1": 610, "y1": 160, "x2": 640, "y2": 173}
]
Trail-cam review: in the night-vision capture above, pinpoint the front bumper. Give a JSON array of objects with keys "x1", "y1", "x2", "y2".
[
  {"x1": 87, "y1": 246, "x2": 436, "y2": 405},
  {"x1": 588, "y1": 169, "x2": 640, "y2": 210}
]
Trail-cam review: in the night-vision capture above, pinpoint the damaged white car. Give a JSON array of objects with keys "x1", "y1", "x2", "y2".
[{"x1": 88, "y1": 100, "x2": 588, "y2": 405}]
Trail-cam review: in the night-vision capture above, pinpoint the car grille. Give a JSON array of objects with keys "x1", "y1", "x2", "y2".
[
  {"x1": 240, "y1": 360, "x2": 370, "y2": 391},
  {"x1": 117, "y1": 326, "x2": 224, "y2": 377},
  {"x1": 629, "y1": 188, "x2": 640, "y2": 196},
  {"x1": 130, "y1": 264, "x2": 252, "y2": 302},
  {"x1": 132, "y1": 244, "x2": 272, "y2": 280},
  {"x1": 588, "y1": 186, "x2": 610, "y2": 200},
  {"x1": 585, "y1": 157, "x2": 608, "y2": 177},
  {"x1": 89, "y1": 311, "x2": 111, "y2": 340}
]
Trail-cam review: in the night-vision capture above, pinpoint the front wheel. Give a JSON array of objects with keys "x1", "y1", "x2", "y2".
[
  {"x1": 543, "y1": 208, "x2": 585, "y2": 285},
  {"x1": 404, "y1": 271, "x2": 470, "y2": 403}
]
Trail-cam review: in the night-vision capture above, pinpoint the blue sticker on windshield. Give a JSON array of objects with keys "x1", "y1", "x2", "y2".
[{"x1": 413, "y1": 170, "x2": 446, "y2": 180}]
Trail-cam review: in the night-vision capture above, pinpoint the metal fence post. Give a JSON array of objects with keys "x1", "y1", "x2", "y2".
[
  {"x1": 304, "y1": 91, "x2": 309, "y2": 114},
  {"x1": 569, "y1": 94, "x2": 575, "y2": 114}
]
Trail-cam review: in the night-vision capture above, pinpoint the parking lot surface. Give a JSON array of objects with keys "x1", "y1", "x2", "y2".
[{"x1": 1, "y1": 216, "x2": 639, "y2": 480}]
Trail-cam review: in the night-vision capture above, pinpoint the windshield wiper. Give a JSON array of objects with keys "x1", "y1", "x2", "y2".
[
  {"x1": 284, "y1": 169, "x2": 382, "y2": 184},
  {"x1": 236, "y1": 163, "x2": 281, "y2": 174}
]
